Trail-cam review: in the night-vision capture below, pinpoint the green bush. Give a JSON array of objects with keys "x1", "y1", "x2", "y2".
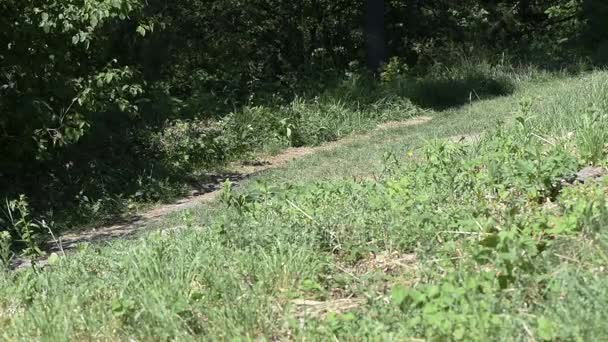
[
  {"x1": 151, "y1": 119, "x2": 229, "y2": 172},
  {"x1": 222, "y1": 106, "x2": 295, "y2": 154}
]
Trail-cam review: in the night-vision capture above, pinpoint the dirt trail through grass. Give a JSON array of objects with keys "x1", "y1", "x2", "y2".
[
  {"x1": 12, "y1": 116, "x2": 432, "y2": 269},
  {"x1": 7, "y1": 74, "x2": 608, "y2": 340}
]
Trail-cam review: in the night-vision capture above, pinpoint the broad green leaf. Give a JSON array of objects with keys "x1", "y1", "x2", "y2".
[{"x1": 391, "y1": 285, "x2": 408, "y2": 305}]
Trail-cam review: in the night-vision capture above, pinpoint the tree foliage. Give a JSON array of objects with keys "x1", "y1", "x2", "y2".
[{"x1": 0, "y1": 0, "x2": 143, "y2": 168}]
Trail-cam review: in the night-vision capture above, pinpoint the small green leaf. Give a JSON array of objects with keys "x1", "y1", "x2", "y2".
[
  {"x1": 480, "y1": 234, "x2": 499, "y2": 248},
  {"x1": 190, "y1": 291, "x2": 204, "y2": 301},
  {"x1": 408, "y1": 289, "x2": 426, "y2": 304},
  {"x1": 391, "y1": 284, "x2": 408, "y2": 305},
  {"x1": 453, "y1": 326, "x2": 466, "y2": 340},
  {"x1": 90, "y1": 15, "x2": 99, "y2": 28},
  {"x1": 427, "y1": 285, "x2": 440, "y2": 298},
  {"x1": 538, "y1": 317, "x2": 556, "y2": 341},
  {"x1": 136, "y1": 25, "x2": 146, "y2": 37},
  {"x1": 47, "y1": 252, "x2": 61, "y2": 266},
  {"x1": 111, "y1": 300, "x2": 124, "y2": 314},
  {"x1": 104, "y1": 73, "x2": 114, "y2": 84},
  {"x1": 341, "y1": 312, "x2": 357, "y2": 321}
]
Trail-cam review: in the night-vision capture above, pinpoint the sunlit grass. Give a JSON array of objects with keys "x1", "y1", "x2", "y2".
[{"x1": 1, "y1": 70, "x2": 608, "y2": 340}]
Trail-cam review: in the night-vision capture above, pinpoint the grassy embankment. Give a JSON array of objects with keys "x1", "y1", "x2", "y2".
[{"x1": 2, "y1": 68, "x2": 608, "y2": 340}]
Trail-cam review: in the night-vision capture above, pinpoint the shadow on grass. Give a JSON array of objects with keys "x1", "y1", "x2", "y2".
[
  {"x1": 404, "y1": 74, "x2": 516, "y2": 110},
  {"x1": 306, "y1": 66, "x2": 517, "y2": 113}
]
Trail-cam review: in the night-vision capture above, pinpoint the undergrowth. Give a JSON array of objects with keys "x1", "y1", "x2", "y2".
[
  {"x1": 0, "y1": 71, "x2": 607, "y2": 340},
  {"x1": 1, "y1": 61, "x2": 519, "y2": 252}
]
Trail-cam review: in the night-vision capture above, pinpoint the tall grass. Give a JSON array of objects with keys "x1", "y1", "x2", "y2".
[
  {"x1": 3, "y1": 67, "x2": 607, "y2": 340},
  {"x1": 2, "y1": 60, "x2": 521, "y2": 238}
]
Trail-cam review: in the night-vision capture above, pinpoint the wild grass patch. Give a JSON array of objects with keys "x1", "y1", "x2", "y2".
[{"x1": 2, "y1": 71, "x2": 608, "y2": 340}]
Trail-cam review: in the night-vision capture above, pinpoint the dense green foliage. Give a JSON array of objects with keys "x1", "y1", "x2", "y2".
[
  {"x1": 4, "y1": 0, "x2": 608, "y2": 338},
  {"x1": 2, "y1": 71, "x2": 608, "y2": 339},
  {"x1": 2, "y1": 1, "x2": 608, "y2": 258}
]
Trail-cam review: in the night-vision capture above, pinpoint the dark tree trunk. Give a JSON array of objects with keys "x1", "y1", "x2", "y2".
[
  {"x1": 518, "y1": 0, "x2": 531, "y2": 21},
  {"x1": 365, "y1": 0, "x2": 387, "y2": 74}
]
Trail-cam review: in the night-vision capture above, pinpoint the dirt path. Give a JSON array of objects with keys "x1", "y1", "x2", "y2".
[{"x1": 12, "y1": 116, "x2": 432, "y2": 269}]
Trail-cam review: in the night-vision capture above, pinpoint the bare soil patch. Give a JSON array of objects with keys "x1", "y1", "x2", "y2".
[
  {"x1": 447, "y1": 133, "x2": 482, "y2": 144},
  {"x1": 290, "y1": 298, "x2": 367, "y2": 319},
  {"x1": 351, "y1": 251, "x2": 418, "y2": 276},
  {"x1": 376, "y1": 116, "x2": 433, "y2": 130}
]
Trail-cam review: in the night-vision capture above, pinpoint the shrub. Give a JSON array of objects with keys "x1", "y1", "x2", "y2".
[
  {"x1": 151, "y1": 119, "x2": 229, "y2": 172},
  {"x1": 222, "y1": 106, "x2": 295, "y2": 154}
]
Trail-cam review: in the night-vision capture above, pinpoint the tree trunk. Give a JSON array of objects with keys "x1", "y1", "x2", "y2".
[
  {"x1": 365, "y1": 0, "x2": 387, "y2": 74},
  {"x1": 518, "y1": 0, "x2": 531, "y2": 21}
]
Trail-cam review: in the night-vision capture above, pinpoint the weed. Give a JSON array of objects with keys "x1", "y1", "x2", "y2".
[
  {"x1": 1, "y1": 69, "x2": 608, "y2": 341},
  {"x1": 0, "y1": 231, "x2": 12, "y2": 268},
  {"x1": 3, "y1": 196, "x2": 45, "y2": 257},
  {"x1": 576, "y1": 106, "x2": 608, "y2": 164}
]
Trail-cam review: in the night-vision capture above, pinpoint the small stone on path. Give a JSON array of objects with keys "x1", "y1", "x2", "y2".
[{"x1": 575, "y1": 166, "x2": 608, "y2": 183}]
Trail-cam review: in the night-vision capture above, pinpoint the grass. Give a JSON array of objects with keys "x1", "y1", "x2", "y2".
[
  {"x1": 2, "y1": 61, "x2": 517, "y2": 234},
  {"x1": 2, "y1": 68, "x2": 608, "y2": 340},
  {"x1": 246, "y1": 66, "x2": 557, "y2": 185}
]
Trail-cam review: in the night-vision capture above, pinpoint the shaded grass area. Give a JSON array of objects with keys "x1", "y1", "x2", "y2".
[
  {"x1": 3, "y1": 70, "x2": 608, "y2": 340},
  {"x1": 407, "y1": 75, "x2": 514, "y2": 109},
  {"x1": 386, "y1": 63, "x2": 518, "y2": 110}
]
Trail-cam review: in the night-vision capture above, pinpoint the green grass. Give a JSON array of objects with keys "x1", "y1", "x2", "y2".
[
  {"x1": 2, "y1": 69, "x2": 608, "y2": 340},
  {"x1": 247, "y1": 66, "x2": 560, "y2": 185}
]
